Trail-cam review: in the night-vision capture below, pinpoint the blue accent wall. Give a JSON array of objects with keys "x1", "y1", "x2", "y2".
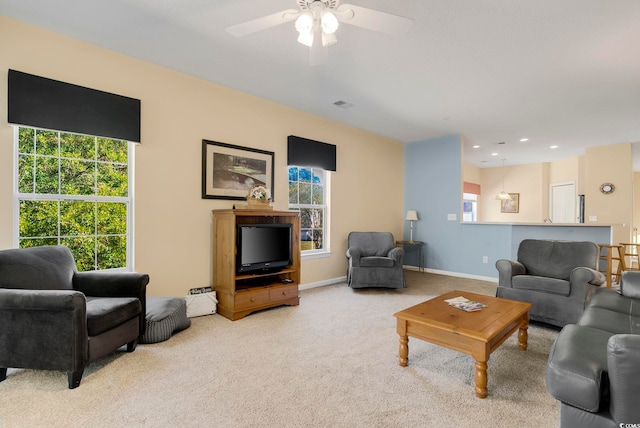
[{"x1": 404, "y1": 135, "x2": 612, "y2": 279}]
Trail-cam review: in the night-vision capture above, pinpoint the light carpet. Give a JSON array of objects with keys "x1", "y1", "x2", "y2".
[{"x1": 0, "y1": 271, "x2": 560, "y2": 428}]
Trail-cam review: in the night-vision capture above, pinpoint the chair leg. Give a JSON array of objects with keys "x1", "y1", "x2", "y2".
[
  {"x1": 126, "y1": 339, "x2": 138, "y2": 352},
  {"x1": 68, "y1": 370, "x2": 84, "y2": 389},
  {"x1": 0, "y1": 367, "x2": 7, "y2": 382}
]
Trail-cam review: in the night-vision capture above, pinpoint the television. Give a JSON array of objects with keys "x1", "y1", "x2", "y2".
[{"x1": 236, "y1": 223, "x2": 293, "y2": 274}]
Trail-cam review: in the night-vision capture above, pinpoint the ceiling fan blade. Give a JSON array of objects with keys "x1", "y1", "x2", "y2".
[
  {"x1": 336, "y1": 4, "x2": 413, "y2": 37},
  {"x1": 226, "y1": 9, "x2": 300, "y2": 37}
]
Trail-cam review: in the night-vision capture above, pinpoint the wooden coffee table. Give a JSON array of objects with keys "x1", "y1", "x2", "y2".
[{"x1": 393, "y1": 290, "x2": 532, "y2": 398}]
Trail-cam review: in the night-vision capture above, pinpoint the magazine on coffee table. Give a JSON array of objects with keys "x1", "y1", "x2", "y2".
[{"x1": 444, "y1": 296, "x2": 488, "y2": 312}]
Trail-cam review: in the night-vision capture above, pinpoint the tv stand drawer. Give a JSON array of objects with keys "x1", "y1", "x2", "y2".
[
  {"x1": 235, "y1": 288, "x2": 269, "y2": 310},
  {"x1": 270, "y1": 285, "x2": 298, "y2": 302}
]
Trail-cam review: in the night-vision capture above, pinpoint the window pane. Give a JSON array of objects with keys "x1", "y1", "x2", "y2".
[
  {"x1": 97, "y1": 202, "x2": 127, "y2": 235},
  {"x1": 61, "y1": 237, "x2": 95, "y2": 271},
  {"x1": 35, "y1": 129, "x2": 58, "y2": 156},
  {"x1": 60, "y1": 201, "x2": 95, "y2": 236},
  {"x1": 288, "y1": 180, "x2": 299, "y2": 204},
  {"x1": 18, "y1": 127, "x2": 35, "y2": 154},
  {"x1": 35, "y1": 156, "x2": 59, "y2": 194},
  {"x1": 98, "y1": 137, "x2": 128, "y2": 163},
  {"x1": 312, "y1": 183, "x2": 324, "y2": 204},
  {"x1": 97, "y1": 163, "x2": 128, "y2": 197},
  {"x1": 60, "y1": 159, "x2": 94, "y2": 195},
  {"x1": 60, "y1": 133, "x2": 95, "y2": 160},
  {"x1": 19, "y1": 200, "x2": 58, "y2": 237},
  {"x1": 299, "y1": 182, "x2": 312, "y2": 204},
  {"x1": 299, "y1": 168, "x2": 312, "y2": 182},
  {"x1": 18, "y1": 155, "x2": 35, "y2": 193},
  {"x1": 20, "y1": 237, "x2": 59, "y2": 248},
  {"x1": 288, "y1": 166, "x2": 299, "y2": 182},
  {"x1": 97, "y1": 235, "x2": 127, "y2": 270}
]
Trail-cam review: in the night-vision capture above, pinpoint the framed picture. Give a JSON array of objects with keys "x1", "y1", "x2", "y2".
[
  {"x1": 201, "y1": 140, "x2": 274, "y2": 200},
  {"x1": 500, "y1": 193, "x2": 520, "y2": 213}
]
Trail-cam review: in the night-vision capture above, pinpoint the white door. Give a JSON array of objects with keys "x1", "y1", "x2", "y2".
[{"x1": 551, "y1": 182, "x2": 576, "y2": 223}]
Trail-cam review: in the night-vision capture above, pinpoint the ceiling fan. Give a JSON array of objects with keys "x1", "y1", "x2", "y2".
[{"x1": 226, "y1": 0, "x2": 413, "y2": 65}]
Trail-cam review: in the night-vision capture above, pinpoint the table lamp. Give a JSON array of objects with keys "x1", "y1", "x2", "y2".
[{"x1": 406, "y1": 210, "x2": 419, "y2": 243}]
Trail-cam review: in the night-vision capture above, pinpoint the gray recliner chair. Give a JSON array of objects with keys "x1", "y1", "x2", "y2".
[
  {"x1": 346, "y1": 232, "x2": 406, "y2": 289},
  {"x1": 495, "y1": 239, "x2": 605, "y2": 327},
  {"x1": 0, "y1": 245, "x2": 149, "y2": 388}
]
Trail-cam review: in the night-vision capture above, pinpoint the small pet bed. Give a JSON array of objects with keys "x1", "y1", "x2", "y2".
[{"x1": 140, "y1": 297, "x2": 191, "y2": 344}]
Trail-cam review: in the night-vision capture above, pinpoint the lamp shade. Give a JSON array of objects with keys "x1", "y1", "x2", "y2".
[{"x1": 406, "y1": 210, "x2": 418, "y2": 221}]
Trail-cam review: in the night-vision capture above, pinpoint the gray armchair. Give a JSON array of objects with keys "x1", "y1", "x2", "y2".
[
  {"x1": 346, "y1": 232, "x2": 406, "y2": 289},
  {"x1": 496, "y1": 239, "x2": 605, "y2": 327},
  {"x1": 0, "y1": 245, "x2": 149, "y2": 388}
]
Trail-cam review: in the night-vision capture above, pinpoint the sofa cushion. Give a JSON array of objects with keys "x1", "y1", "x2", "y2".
[
  {"x1": 518, "y1": 239, "x2": 599, "y2": 280},
  {"x1": 578, "y1": 307, "x2": 640, "y2": 335},
  {"x1": 86, "y1": 297, "x2": 141, "y2": 336},
  {"x1": 360, "y1": 256, "x2": 395, "y2": 268},
  {"x1": 546, "y1": 324, "x2": 614, "y2": 413},
  {"x1": 512, "y1": 275, "x2": 570, "y2": 296}
]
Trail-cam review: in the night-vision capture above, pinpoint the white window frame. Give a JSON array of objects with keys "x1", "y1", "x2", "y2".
[
  {"x1": 12, "y1": 125, "x2": 135, "y2": 271},
  {"x1": 288, "y1": 166, "x2": 331, "y2": 258}
]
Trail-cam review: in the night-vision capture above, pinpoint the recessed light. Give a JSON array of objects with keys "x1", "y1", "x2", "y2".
[
  {"x1": 520, "y1": 138, "x2": 529, "y2": 142},
  {"x1": 550, "y1": 145, "x2": 558, "y2": 149},
  {"x1": 491, "y1": 152, "x2": 498, "y2": 156},
  {"x1": 472, "y1": 145, "x2": 480, "y2": 149}
]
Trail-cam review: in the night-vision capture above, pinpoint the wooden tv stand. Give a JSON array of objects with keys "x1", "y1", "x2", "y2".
[{"x1": 212, "y1": 209, "x2": 300, "y2": 320}]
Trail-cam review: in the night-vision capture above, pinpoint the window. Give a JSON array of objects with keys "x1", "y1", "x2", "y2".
[
  {"x1": 288, "y1": 166, "x2": 327, "y2": 253},
  {"x1": 15, "y1": 126, "x2": 132, "y2": 271}
]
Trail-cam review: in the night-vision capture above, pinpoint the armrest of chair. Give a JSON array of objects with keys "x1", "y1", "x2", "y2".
[
  {"x1": 607, "y1": 334, "x2": 640, "y2": 423},
  {"x1": 568, "y1": 267, "x2": 605, "y2": 301},
  {"x1": 0, "y1": 289, "x2": 87, "y2": 369},
  {"x1": 73, "y1": 271, "x2": 149, "y2": 300},
  {"x1": 620, "y1": 271, "x2": 640, "y2": 299},
  {"x1": 495, "y1": 259, "x2": 525, "y2": 288},
  {"x1": 0, "y1": 288, "x2": 85, "y2": 311},
  {"x1": 387, "y1": 247, "x2": 404, "y2": 264},
  {"x1": 346, "y1": 248, "x2": 362, "y2": 267}
]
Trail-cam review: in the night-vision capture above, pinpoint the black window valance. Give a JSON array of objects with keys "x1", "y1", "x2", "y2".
[
  {"x1": 287, "y1": 135, "x2": 336, "y2": 171},
  {"x1": 8, "y1": 69, "x2": 141, "y2": 142}
]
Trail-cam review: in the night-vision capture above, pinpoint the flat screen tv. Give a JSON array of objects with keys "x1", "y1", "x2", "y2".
[{"x1": 236, "y1": 223, "x2": 292, "y2": 274}]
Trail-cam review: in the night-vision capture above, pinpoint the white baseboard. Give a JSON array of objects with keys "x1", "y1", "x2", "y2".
[
  {"x1": 403, "y1": 265, "x2": 498, "y2": 283},
  {"x1": 299, "y1": 268, "x2": 497, "y2": 291},
  {"x1": 299, "y1": 276, "x2": 347, "y2": 291}
]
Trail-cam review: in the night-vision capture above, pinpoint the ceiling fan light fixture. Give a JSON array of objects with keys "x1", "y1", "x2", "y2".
[
  {"x1": 321, "y1": 31, "x2": 337, "y2": 47},
  {"x1": 295, "y1": 12, "x2": 314, "y2": 34},
  {"x1": 321, "y1": 11, "x2": 339, "y2": 34},
  {"x1": 297, "y1": 30, "x2": 314, "y2": 47},
  {"x1": 496, "y1": 190, "x2": 511, "y2": 200}
]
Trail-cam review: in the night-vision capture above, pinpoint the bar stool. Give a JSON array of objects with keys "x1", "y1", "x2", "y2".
[
  {"x1": 597, "y1": 244, "x2": 624, "y2": 288},
  {"x1": 617, "y1": 243, "x2": 640, "y2": 278}
]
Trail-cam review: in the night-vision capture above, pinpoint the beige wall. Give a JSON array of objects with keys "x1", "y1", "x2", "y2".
[
  {"x1": 0, "y1": 16, "x2": 405, "y2": 295},
  {"x1": 584, "y1": 144, "x2": 633, "y2": 245}
]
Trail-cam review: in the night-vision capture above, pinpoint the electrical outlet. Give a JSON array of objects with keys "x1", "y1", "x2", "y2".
[
  {"x1": 447, "y1": 214, "x2": 457, "y2": 221},
  {"x1": 589, "y1": 215, "x2": 597, "y2": 222},
  {"x1": 482, "y1": 256, "x2": 488, "y2": 264}
]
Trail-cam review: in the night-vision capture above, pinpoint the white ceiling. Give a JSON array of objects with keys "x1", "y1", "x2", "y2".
[{"x1": 2, "y1": 0, "x2": 640, "y2": 169}]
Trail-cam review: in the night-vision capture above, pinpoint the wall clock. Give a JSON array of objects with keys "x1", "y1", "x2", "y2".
[{"x1": 600, "y1": 183, "x2": 615, "y2": 194}]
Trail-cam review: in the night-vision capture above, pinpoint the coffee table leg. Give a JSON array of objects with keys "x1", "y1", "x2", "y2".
[
  {"x1": 474, "y1": 360, "x2": 488, "y2": 398},
  {"x1": 399, "y1": 335, "x2": 409, "y2": 367},
  {"x1": 518, "y1": 318, "x2": 529, "y2": 351}
]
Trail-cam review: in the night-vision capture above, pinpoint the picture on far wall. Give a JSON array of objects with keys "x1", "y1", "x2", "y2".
[
  {"x1": 201, "y1": 139, "x2": 274, "y2": 200},
  {"x1": 500, "y1": 193, "x2": 520, "y2": 213}
]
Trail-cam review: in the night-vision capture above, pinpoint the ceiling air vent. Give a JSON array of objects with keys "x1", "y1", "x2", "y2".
[{"x1": 333, "y1": 100, "x2": 354, "y2": 109}]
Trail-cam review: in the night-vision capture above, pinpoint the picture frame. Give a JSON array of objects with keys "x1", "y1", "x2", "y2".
[
  {"x1": 500, "y1": 193, "x2": 520, "y2": 213},
  {"x1": 201, "y1": 140, "x2": 274, "y2": 200}
]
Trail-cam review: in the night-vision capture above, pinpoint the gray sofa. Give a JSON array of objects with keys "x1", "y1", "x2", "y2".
[
  {"x1": 0, "y1": 245, "x2": 149, "y2": 388},
  {"x1": 496, "y1": 239, "x2": 605, "y2": 327},
  {"x1": 346, "y1": 232, "x2": 405, "y2": 289},
  {"x1": 546, "y1": 270, "x2": 640, "y2": 427}
]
